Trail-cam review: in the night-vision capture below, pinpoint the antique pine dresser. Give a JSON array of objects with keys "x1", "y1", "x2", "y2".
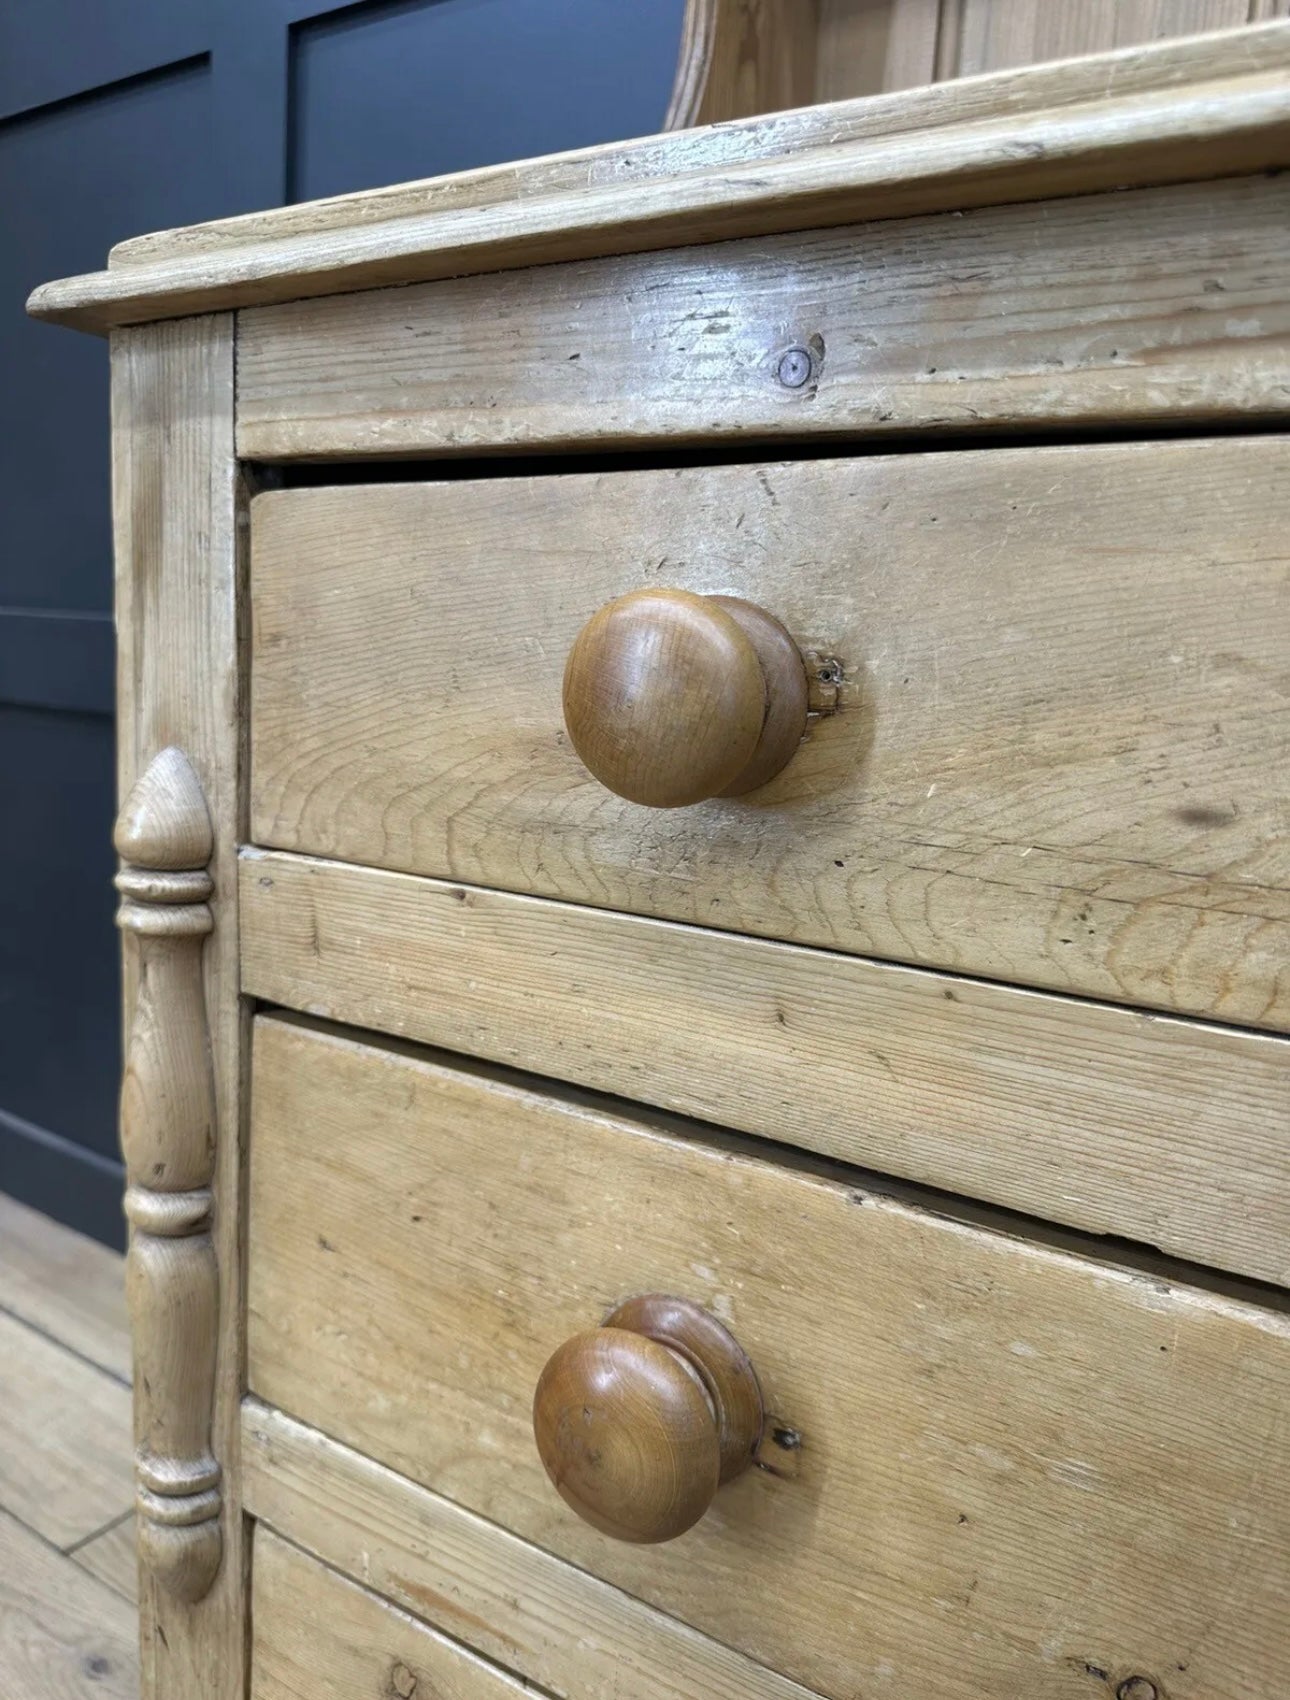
[{"x1": 29, "y1": 20, "x2": 1290, "y2": 1700}]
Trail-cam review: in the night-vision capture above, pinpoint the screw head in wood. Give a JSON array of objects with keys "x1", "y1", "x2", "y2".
[{"x1": 776, "y1": 346, "x2": 813, "y2": 388}]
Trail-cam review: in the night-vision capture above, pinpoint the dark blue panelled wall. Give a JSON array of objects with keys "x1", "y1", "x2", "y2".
[{"x1": 0, "y1": 0, "x2": 686, "y2": 1246}]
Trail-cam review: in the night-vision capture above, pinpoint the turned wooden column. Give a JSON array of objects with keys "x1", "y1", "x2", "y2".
[{"x1": 114, "y1": 746, "x2": 222, "y2": 1603}]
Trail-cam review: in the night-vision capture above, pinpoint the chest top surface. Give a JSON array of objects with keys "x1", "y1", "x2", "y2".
[{"x1": 26, "y1": 19, "x2": 1290, "y2": 337}]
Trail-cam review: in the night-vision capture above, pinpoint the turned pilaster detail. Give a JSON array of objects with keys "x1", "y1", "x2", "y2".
[{"x1": 115, "y1": 746, "x2": 222, "y2": 1604}]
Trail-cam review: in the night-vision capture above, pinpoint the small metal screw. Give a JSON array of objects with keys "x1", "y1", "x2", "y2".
[
  {"x1": 1116, "y1": 1680, "x2": 1159, "y2": 1700},
  {"x1": 776, "y1": 347, "x2": 813, "y2": 388}
]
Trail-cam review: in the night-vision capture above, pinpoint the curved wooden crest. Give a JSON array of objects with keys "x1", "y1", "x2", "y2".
[{"x1": 665, "y1": 0, "x2": 818, "y2": 129}]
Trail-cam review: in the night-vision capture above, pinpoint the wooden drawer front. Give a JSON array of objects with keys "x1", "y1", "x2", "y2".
[
  {"x1": 244, "y1": 1405, "x2": 820, "y2": 1700},
  {"x1": 241, "y1": 851, "x2": 1290, "y2": 1286},
  {"x1": 236, "y1": 173, "x2": 1290, "y2": 461},
  {"x1": 252, "y1": 1523, "x2": 528, "y2": 1699},
  {"x1": 248, "y1": 1014, "x2": 1290, "y2": 1700},
  {"x1": 250, "y1": 437, "x2": 1290, "y2": 1028}
]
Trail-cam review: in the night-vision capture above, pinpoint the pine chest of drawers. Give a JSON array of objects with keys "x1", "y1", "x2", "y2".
[{"x1": 31, "y1": 24, "x2": 1290, "y2": 1700}]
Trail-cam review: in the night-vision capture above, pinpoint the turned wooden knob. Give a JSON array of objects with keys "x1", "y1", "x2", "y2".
[
  {"x1": 532, "y1": 1294, "x2": 763, "y2": 1543},
  {"x1": 562, "y1": 589, "x2": 809, "y2": 806}
]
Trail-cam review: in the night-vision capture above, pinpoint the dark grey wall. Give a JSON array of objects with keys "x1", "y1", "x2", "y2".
[{"x1": 1, "y1": 0, "x2": 685, "y2": 1246}]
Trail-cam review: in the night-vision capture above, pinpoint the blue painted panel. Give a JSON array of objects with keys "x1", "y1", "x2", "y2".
[
  {"x1": 0, "y1": 0, "x2": 207, "y2": 120},
  {"x1": 0, "y1": 1107, "x2": 125, "y2": 1251},
  {"x1": 0, "y1": 59, "x2": 239, "y2": 1243},
  {"x1": 0, "y1": 611, "x2": 114, "y2": 714},
  {"x1": 0, "y1": 707, "x2": 119, "y2": 1164},
  {"x1": 290, "y1": 0, "x2": 686, "y2": 201},
  {"x1": 0, "y1": 58, "x2": 229, "y2": 614}
]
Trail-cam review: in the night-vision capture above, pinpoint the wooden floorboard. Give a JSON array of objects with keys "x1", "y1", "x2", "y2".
[
  {"x1": 0, "y1": 1308, "x2": 133, "y2": 1547},
  {"x1": 0, "y1": 1194, "x2": 137, "y2": 1696},
  {"x1": 70, "y1": 1513, "x2": 139, "y2": 1606},
  {"x1": 0, "y1": 1193, "x2": 130, "y2": 1381},
  {"x1": 0, "y1": 1509, "x2": 138, "y2": 1699}
]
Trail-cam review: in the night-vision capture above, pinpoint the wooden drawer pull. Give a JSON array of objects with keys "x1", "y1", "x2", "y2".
[
  {"x1": 532, "y1": 1294, "x2": 764, "y2": 1543},
  {"x1": 562, "y1": 589, "x2": 809, "y2": 806}
]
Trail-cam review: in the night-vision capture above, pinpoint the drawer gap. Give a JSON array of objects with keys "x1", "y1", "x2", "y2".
[
  {"x1": 251, "y1": 1005, "x2": 1290, "y2": 1321},
  {"x1": 251, "y1": 412, "x2": 1290, "y2": 485}
]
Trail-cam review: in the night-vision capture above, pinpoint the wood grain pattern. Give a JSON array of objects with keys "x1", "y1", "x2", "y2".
[
  {"x1": 671, "y1": 0, "x2": 1255, "y2": 114},
  {"x1": 72, "y1": 1515, "x2": 140, "y2": 1607},
  {"x1": 0, "y1": 1192, "x2": 131, "y2": 1382},
  {"x1": 27, "y1": 28, "x2": 1290, "y2": 332},
  {"x1": 533, "y1": 1295, "x2": 763, "y2": 1542},
  {"x1": 115, "y1": 747, "x2": 221, "y2": 1604},
  {"x1": 247, "y1": 1015, "x2": 1290, "y2": 1700},
  {"x1": 815, "y1": 0, "x2": 941, "y2": 100},
  {"x1": 945, "y1": 0, "x2": 1259, "y2": 80},
  {"x1": 0, "y1": 1508, "x2": 138, "y2": 1700},
  {"x1": 535, "y1": 1327, "x2": 729, "y2": 1544},
  {"x1": 106, "y1": 21, "x2": 1290, "y2": 272},
  {"x1": 665, "y1": 0, "x2": 819, "y2": 129},
  {"x1": 239, "y1": 851, "x2": 1290, "y2": 1285},
  {"x1": 0, "y1": 1310, "x2": 133, "y2": 1550},
  {"x1": 249, "y1": 439, "x2": 1290, "y2": 1029},
  {"x1": 112, "y1": 317, "x2": 246, "y2": 1699},
  {"x1": 235, "y1": 172, "x2": 1290, "y2": 460},
  {"x1": 0, "y1": 1206, "x2": 139, "y2": 1620},
  {"x1": 562, "y1": 590, "x2": 809, "y2": 807},
  {"x1": 243, "y1": 1401, "x2": 823, "y2": 1700},
  {"x1": 252, "y1": 1527, "x2": 531, "y2": 1700}
]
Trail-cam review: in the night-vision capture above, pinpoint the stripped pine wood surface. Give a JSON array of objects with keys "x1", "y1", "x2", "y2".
[
  {"x1": 248, "y1": 440, "x2": 1290, "y2": 1032},
  {"x1": 239, "y1": 851, "x2": 1290, "y2": 1286},
  {"x1": 115, "y1": 747, "x2": 224, "y2": 1606},
  {"x1": 104, "y1": 21, "x2": 1290, "y2": 271},
  {"x1": 665, "y1": 0, "x2": 818, "y2": 127},
  {"x1": 20, "y1": 19, "x2": 1290, "y2": 1700},
  {"x1": 25, "y1": 25, "x2": 1290, "y2": 331},
  {"x1": 245, "y1": 1016, "x2": 1290, "y2": 1700},
  {"x1": 253, "y1": 1526, "x2": 553, "y2": 1700},
  {"x1": 670, "y1": 0, "x2": 1279, "y2": 117},
  {"x1": 814, "y1": 0, "x2": 942, "y2": 101},
  {"x1": 111, "y1": 316, "x2": 246, "y2": 1700},
  {"x1": 244, "y1": 1402, "x2": 835, "y2": 1700},
  {"x1": 943, "y1": 0, "x2": 1280, "y2": 78},
  {"x1": 0, "y1": 1194, "x2": 138, "y2": 1695},
  {"x1": 236, "y1": 172, "x2": 1290, "y2": 459}
]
